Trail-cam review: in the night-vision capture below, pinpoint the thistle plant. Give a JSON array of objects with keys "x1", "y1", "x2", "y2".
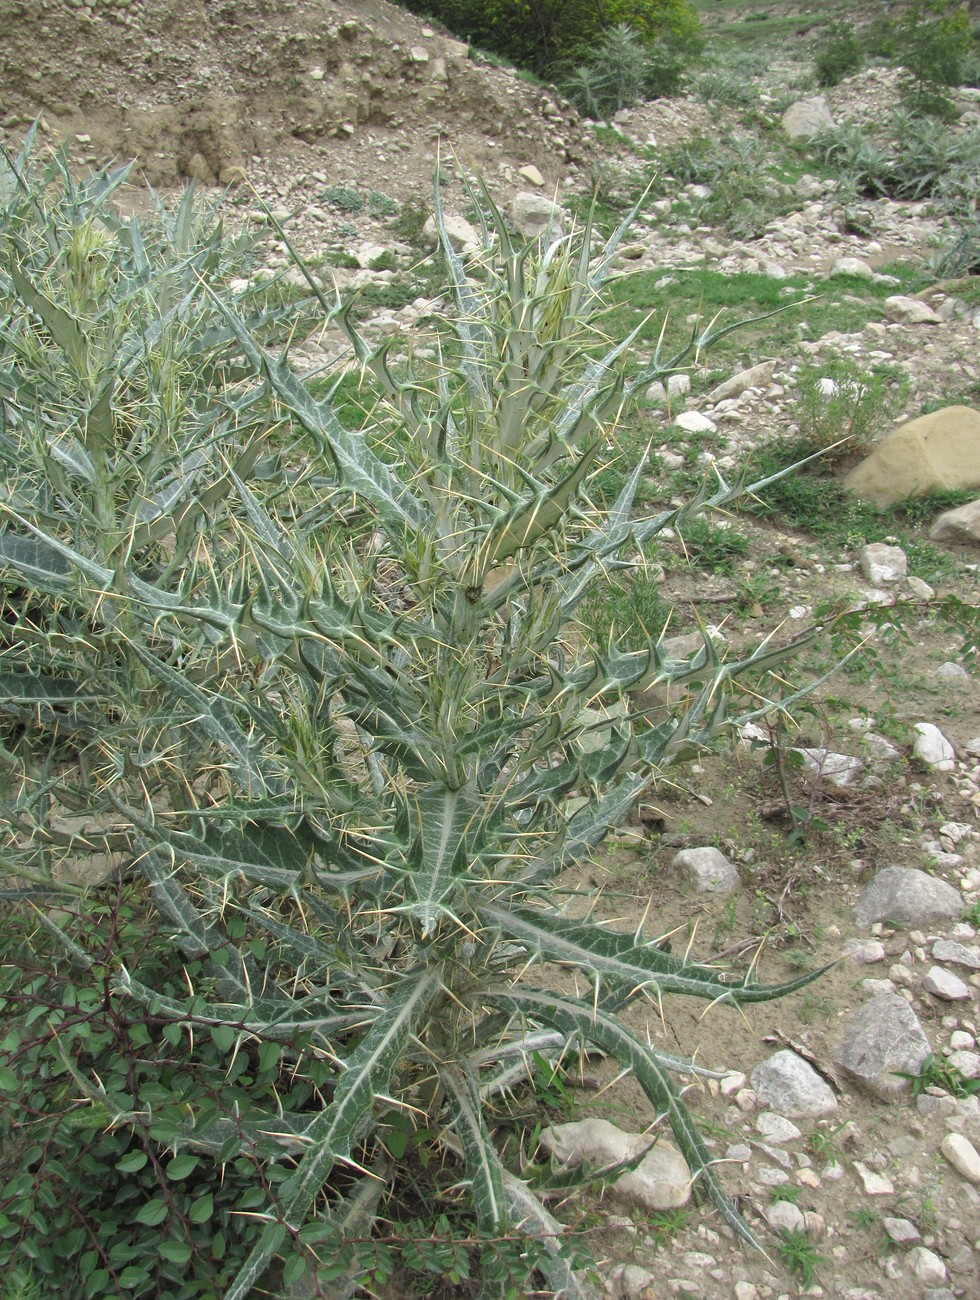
[{"x1": 0, "y1": 147, "x2": 843, "y2": 1297}]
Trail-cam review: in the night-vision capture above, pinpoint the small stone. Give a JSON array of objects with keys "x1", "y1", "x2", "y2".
[
  {"x1": 620, "y1": 1264, "x2": 656, "y2": 1297},
  {"x1": 756, "y1": 1113, "x2": 802, "y2": 1144},
  {"x1": 794, "y1": 748, "x2": 864, "y2": 787},
  {"x1": 858, "y1": 542, "x2": 908, "y2": 585},
  {"x1": 674, "y1": 411, "x2": 717, "y2": 434},
  {"x1": 933, "y1": 940, "x2": 980, "y2": 970},
  {"x1": 845, "y1": 939, "x2": 887, "y2": 964},
  {"x1": 803, "y1": 1211, "x2": 827, "y2": 1240},
  {"x1": 538, "y1": 1119, "x2": 691, "y2": 1212},
  {"x1": 941, "y1": 1132, "x2": 980, "y2": 1183},
  {"x1": 913, "y1": 723, "x2": 957, "y2": 771},
  {"x1": 946, "y1": 1050, "x2": 980, "y2": 1077},
  {"x1": 518, "y1": 164, "x2": 545, "y2": 187},
  {"x1": 751, "y1": 1050, "x2": 838, "y2": 1118},
  {"x1": 853, "y1": 1161, "x2": 894, "y2": 1195},
  {"x1": 766, "y1": 1200, "x2": 805, "y2": 1233},
  {"x1": 833, "y1": 993, "x2": 931, "y2": 1098},
  {"x1": 936, "y1": 661, "x2": 969, "y2": 681},
  {"x1": 830, "y1": 256, "x2": 875, "y2": 278},
  {"x1": 907, "y1": 1247, "x2": 948, "y2": 1285},
  {"x1": 883, "y1": 1216, "x2": 921, "y2": 1244},
  {"x1": 884, "y1": 296, "x2": 943, "y2": 325},
  {"x1": 923, "y1": 967, "x2": 972, "y2": 1001},
  {"x1": 671, "y1": 846, "x2": 739, "y2": 894}
]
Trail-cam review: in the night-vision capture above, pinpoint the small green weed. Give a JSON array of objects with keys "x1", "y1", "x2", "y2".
[
  {"x1": 776, "y1": 1229, "x2": 827, "y2": 1288},
  {"x1": 321, "y1": 184, "x2": 366, "y2": 213},
  {"x1": 898, "y1": 1053, "x2": 980, "y2": 1098},
  {"x1": 769, "y1": 1183, "x2": 803, "y2": 1205},
  {"x1": 964, "y1": 901, "x2": 980, "y2": 927},
  {"x1": 368, "y1": 190, "x2": 399, "y2": 217},
  {"x1": 647, "y1": 1207, "x2": 694, "y2": 1247},
  {"x1": 808, "y1": 1121, "x2": 847, "y2": 1167},
  {"x1": 679, "y1": 516, "x2": 750, "y2": 574},
  {"x1": 850, "y1": 1206, "x2": 878, "y2": 1232}
]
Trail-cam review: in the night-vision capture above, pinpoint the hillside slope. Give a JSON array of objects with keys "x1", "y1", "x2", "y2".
[{"x1": 0, "y1": 0, "x2": 591, "y2": 192}]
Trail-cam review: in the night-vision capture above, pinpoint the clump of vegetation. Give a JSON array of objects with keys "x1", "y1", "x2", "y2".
[
  {"x1": 790, "y1": 357, "x2": 911, "y2": 461},
  {"x1": 893, "y1": 2, "x2": 974, "y2": 120},
  {"x1": 561, "y1": 23, "x2": 688, "y2": 118},
  {"x1": 0, "y1": 136, "x2": 849, "y2": 1297},
  {"x1": 814, "y1": 21, "x2": 864, "y2": 88},
  {"x1": 395, "y1": 0, "x2": 702, "y2": 77},
  {"x1": 321, "y1": 183, "x2": 366, "y2": 213},
  {"x1": 810, "y1": 113, "x2": 980, "y2": 217}
]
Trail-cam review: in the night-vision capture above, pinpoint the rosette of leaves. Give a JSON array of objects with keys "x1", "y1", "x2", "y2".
[{"x1": 0, "y1": 149, "x2": 843, "y2": 1298}]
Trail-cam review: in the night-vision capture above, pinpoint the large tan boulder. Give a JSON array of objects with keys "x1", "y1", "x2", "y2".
[{"x1": 843, "y1": 406, "x2": 980, "y2": 508}]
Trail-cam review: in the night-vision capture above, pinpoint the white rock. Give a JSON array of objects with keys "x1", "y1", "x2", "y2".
[
  {"x1": 937, "y1": 660, "x2": 969, "y2": 680},
  {"x1": 750, "y1": 1050, "x2": 838, "y2": 1118},
  {"x1": 858, "y1": 542, "x2": 908, "y2": 585},
  {"x1": 853, "y1": 1161, "x2": 894, "y2": 1195},
  {"x1": 510, "y1": 192, "x2": 564, "y2": 241},
  {"x1": 883, "y1": 1216, "x2": 921, "y2": 1244},
  {"x1": 934, "y1": 939, "x2": 980, "y2": 970},
  {"x1": 829, "y1": 256, "x2": 875, "y2": 278},
  {"x1": 923, "y1": 966, "x2": 971, "y2": 1001},
  {"x1": 884, "y1": 296, "x2": 943, "y2": 325},
  {"x1": 913, "y1": 723, "x2": 957, "y2": 770},
  {"x1": 854, "y1": 866, "x2": 963, "y2": 927},
  {"x1": 781, "y1": 96, "x2": 835, "y2": 139},
  {"x1": 422, "y1": 212, "x2": 480, "y2": 252},
  {"x1": 755, "y1": 1113, "x2": 802, "y2": 1144},
  {"x1": 671, "y1": 846, "x2": 739, "y2": 894},
  {"x1": 833, "y1": 993, "x2": 931, "y2": 1098},
  {"x1": 845, "y1": 939, "x2": 887, "y2": 964},
  {"x1": 538, "y1": 1119, "x2": 691, "y2": 1212},
  {"x1": 766, "y1": 1200, "x2": 805, "y2": 1233},
  {"x1": 941, "y1": 1132, "x2": 980, "y2": 1183},
  {"x1": 940, "y1": 821, "x2": 974, "y2": 844},
  {"x1": 674, "y1": 411, "x2": 717, "y2": 434},
  {"x1": 947, "y1": 1050, "x2": 980, "y2": 1078},
  {"x1": 795, "y1": 747, "x2": 864, "y2": 787},
  {"x1": 907, "y1": 1246, "x2": 948, "y2": 1284}
]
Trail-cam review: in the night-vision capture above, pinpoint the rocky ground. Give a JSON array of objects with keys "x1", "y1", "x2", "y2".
[{"x1": 3, "y1": 2, "x2": 980, "y2": 1298}]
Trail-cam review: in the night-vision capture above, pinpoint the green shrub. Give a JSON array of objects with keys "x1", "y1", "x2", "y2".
[
  {"x1": 814, "y1": 21, "x2": 864, "y2": 88},
  {"x1": 894, "y1": 3, "x2": 973, "y2": 120},
  {"x1": 321, "y1": 184, "x2": 366, "y2": 213},
  {"x1": 396, "y1": 0, "x2": 701, "y2": 76},
  {"x1": 810, "y1": 113, "x2": 980, "y2": 208},
  {"x1": 0, "y1": 143, "x2": 847, "y2": 1296},
  {"x1": 791, "y1": 357, "x2": 911, "y2": 460},
  {"x1": 561, "y1": 23, "x2": 686, "y2": 118}
]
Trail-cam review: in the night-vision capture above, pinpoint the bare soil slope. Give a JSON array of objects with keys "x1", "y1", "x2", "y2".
[{"x1": 0, "y1": 0, "x2": 591, "y2": 193}]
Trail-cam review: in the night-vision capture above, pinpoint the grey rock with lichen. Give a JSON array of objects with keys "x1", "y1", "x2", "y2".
[
  {"x1": 853, "y1": 866, "x2": 963, "y2": 927},
  {"x1": 833, "y1": 993, "x2": 931, "y2": 1098}
]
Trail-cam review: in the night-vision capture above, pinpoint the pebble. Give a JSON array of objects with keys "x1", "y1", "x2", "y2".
[
  {"x1": 922, "y1": 966, "x2": 972, "y2": 1001},
  {"x1": 756, "y1": 1113, "x2": 803, "y2": 1144},
  {"x1": 883, "y1": 1216, "x2": 921, "y2": 1244},
  {"x1": 907, "y1": 1246, "x2": 948, "y2": 1285},
  {"x1": 853, "y1": 1162, "x2": 894, "y2": 1195},
  {"x1": 766, "y1": 1200, "x2": 805, "y2": 1233}
]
